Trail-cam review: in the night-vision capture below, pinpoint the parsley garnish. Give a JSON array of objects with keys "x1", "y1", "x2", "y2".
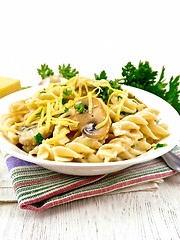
[
  {"x1": 62, "y1": 98, "x2": 67, "y2": 105},
  {"x1": 37, "y1": 64, "x2": 54, "y2": 80},
  {"x1": 132, "y1": 99, "x2": 138, "y2": 104},
  {"x1": 94, "y1": 71, "x2": 122, "y2": 90},
  {"x1": 63, "y1": 89, "x2": 72, "y2": 96},
  {"x1": 120, "y1": 61, "x2": 157, "y2": 87},
  {"x1": 95, "y1": 86, "x2": 114, "y2": 103},
  {"x1": 40, "y1": 90, "x2": 46, "y2": 94},
  {"x1": 60, "y1": 107, "x2": 69, "y2": 115},
  {"x1": 37, "y1": 61, "x2": 180, "y2": 114},
  {"x1": 59, "y1": 64, "x2": 79, "y2": 79},
  {"x1": 120, "y1": 111, "x2": 133, "y2": 115},
  {"x1": 35, "y1": 108, "x2": 43, "y2": 115},
  {"x1": 117, "y1": 95, "x2": 122, "y2": 101},
  {"x1": 74, "y1": 103, "x2": 86, "y2": 113},
  {"x1": 109, "y1": 79, "x2": 122, "y2": 90},
  {"x1": 94, "y1": 70, "x2": 107, "y2": 80},
  {"x1": 34, "y1": 133, "x2": 44, "y2": 145},
  {"x1": 64, "y1": 107, "x2": 69, "y2": 113},
  {"x1": 118, "y1": 61, "x2": 180, "y2": 114},
  {"x1": 154, "y1": 143, "x2": 167, "y2": 150},
  {"x1": 21, "y1": 86, "x2": 32, "y2": 90}
]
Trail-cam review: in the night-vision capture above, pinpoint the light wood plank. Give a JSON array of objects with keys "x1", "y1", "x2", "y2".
[{"x1": 0, "y1": 174, "x2": 179, "y2": 240}]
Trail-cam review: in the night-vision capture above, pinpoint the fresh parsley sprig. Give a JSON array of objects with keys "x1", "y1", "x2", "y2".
[
  {"x1": 37, "y1": 64, "x2": 78, "y2": 80},
  {"x1": 94, "y1": 70, "x2": 107, "y2": 80},
  {"x1": 119, "y1": 61, "x2": 180, "y2": 114},
  {"x1": 37, "y1": 64, "x2": 54, "y2": 80},
  {"x1": 164, "y1": 75, "x2": 180, "y2": 113},
  {"x1": 59, "y1": 64, "x2": 79, "y2": 79},
  {"x1": 120, "y1": 61, "x2": 158, "y2": 88}
]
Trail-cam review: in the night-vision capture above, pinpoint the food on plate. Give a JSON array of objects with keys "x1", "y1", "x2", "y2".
[
  {"x1": 0, "y1": 75, "x2": 170, "y2": 163},
  {"x1": 0, "y1": 76, "x2": 21, "y2": 98},
  {"x1": 37, "y1": 62, "x2": 180, "y2": 114}
]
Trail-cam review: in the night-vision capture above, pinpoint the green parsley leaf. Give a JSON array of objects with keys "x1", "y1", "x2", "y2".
[
  {"x1": 21, "y1": 86, "x2": 32, "y2": 90},
  {"x1": 58, "y1": 64, "x2": 79, "y2": 79},
  {"x1": 37, "y1": 64, "x2": 54, "y2": 80},
  {"x1": 40, "y1": 90, "x2": 46, "y2": 94},
  {"x1": 119, "y1": 61, "x2": 180, "y2": 114},
  {"x1": 34, "y1": 133, "x2": 44, "y2": 145},
  {"x1": 109, "y1": 79, "x2": 122, "y2": 90},
  {"x1": 35, "y1": 108, "x2": 43, "y2": 115},
  {"x1": 62, "y1": 98, "x2": 67, "y2": 105},
  {"x1": 74, "y1": 103, "x2": 86, "y2": 113},
  {"x1": 94, "y1": 70, "x2": 107, "y2": 80},
  {"x1": 154, "y1": 143, "x2": 167, "y2": 150},
  {"x1": 63, "y1": 89, "x2": 72, "y2": 96},
  {"x1": 117, "y1": 95, "x2": 122, "y2": 101},
  {"x1": 120, "y1": 111, "x2": 133, "y2": 115},
  {"x1": 164, "y1": 75, "x2": 180, "y2": 114},
  {"x1": 64, "y1": 107, "x2": 69, "y2": 113},
  {"x1": 95, "y1": 86, "x2": 114, "y2": 103},
  {"x1": 120, "y1": 61, "x2": 158, "y2": 88}
]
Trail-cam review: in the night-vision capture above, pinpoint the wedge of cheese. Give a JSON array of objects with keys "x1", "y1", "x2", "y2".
[{"x1": 0, "y1": 76, "x2": 21, "y2": 98}]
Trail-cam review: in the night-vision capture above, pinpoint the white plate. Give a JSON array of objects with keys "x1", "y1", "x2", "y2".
[{"x1": 0, "y1": 85, "x2": 179, "y2": 176}]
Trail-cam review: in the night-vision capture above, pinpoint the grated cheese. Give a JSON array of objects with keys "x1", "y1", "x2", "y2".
[
  {"x1": 87, "y1": 92, "x2": 93, "y2": 114},
  {"x1": 5, "y1": 76, "x2": 136, "y2": 145},
  {"x1": 46, "y1": 100, "x2": 51, "y2": 131},
  {"x1": 43, "y1": 128, "x2": 70, "y2": 144},
  {"x1": 115, "y1": 91, "x2": 128, "y2": 121},
  {"x1": 25, "y1": 106, "x2": 43, "y2": 125}
]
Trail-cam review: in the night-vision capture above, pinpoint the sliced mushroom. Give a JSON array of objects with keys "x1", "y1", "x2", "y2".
[
  {"x1": 39, "y1": 75, "x2": 68, "y2": 86},
  {"x1": 70, "y1": 97, "x2": 111, "y2": 140},
  {"x1": 18, "y1": 125, "x2": 53, "y2": 146},
  {"x1": 19, "y1": 125, "x2": 38, "y2": 146}
]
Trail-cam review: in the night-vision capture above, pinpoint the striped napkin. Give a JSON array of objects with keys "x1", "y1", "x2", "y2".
[
  {"x1": 5, "y1": 157, "x2": 178, "y2": 212},
  {"x1": 4, "y1": 140, "x2": 180, "y2": 212}
]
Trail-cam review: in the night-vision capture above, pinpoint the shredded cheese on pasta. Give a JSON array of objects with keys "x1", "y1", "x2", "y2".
[{"x1": 0, "y1": 75, "x2": 170, "y2": 163}]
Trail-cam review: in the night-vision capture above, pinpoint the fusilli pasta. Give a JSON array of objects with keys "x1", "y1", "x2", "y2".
[{"x1": 0, "y1": 75, "x2": 170, "y2": 163}]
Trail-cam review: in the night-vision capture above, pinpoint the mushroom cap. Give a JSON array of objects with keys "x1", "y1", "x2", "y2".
[
  {"x1": 18, "y1": 125, "x2": 53, "y2": 146},
  {"x1": 71, "y1": 96, "x2": 111, "y2": 140}
]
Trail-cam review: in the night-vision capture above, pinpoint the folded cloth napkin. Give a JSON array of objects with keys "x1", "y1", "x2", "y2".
[
  {"x1": 4, "y1": 140, "x2": 180, "y2": 212},
  {"x1": 0, "y1": 154, "x2": 163, "y2": 202}
]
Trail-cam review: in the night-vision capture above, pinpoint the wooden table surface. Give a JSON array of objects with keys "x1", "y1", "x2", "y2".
[{"x1": 0, "y1": 173, "x2": 180, "y2": 240}]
